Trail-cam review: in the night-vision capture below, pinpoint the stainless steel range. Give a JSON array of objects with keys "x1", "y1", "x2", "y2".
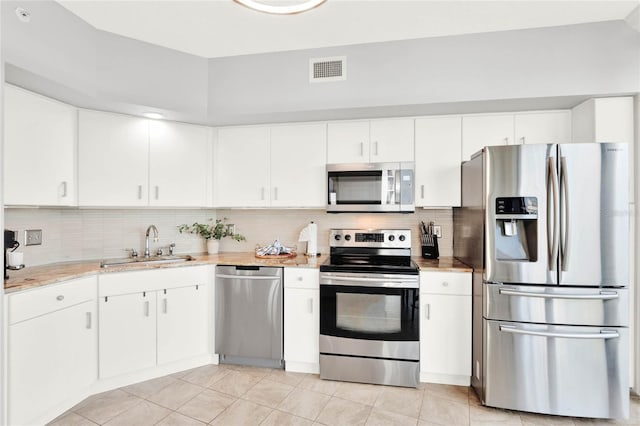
[{"x1": 319, "y1": 229, "x2": 420, "y2": 388}]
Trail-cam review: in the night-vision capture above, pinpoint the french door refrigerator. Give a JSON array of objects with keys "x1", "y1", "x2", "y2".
[{"x1": 454, "y1": 143, "x2": 629, "y2": 419}]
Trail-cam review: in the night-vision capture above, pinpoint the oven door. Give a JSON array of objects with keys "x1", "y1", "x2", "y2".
[{"x1": 319, "y1": 273, "x2": 419, "y2": 342}]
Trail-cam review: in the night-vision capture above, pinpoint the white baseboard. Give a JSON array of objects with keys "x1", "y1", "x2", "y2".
[{"x1": 420, "y1": 372, "x2": 470, "y2": 386}]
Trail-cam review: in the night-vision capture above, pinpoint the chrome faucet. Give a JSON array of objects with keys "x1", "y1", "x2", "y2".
[{"x1": 144, "y1": 225, "x2": 159, "y2": 258}]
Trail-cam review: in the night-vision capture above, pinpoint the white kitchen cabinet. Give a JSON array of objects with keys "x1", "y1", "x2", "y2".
[
  {"x1": 98, "y1": 266, "x2": 210, "y2": 379},
  {"x1": 99, "y1": 291, "x2": 157, "y2": 378},
  {"x1": 284, "y1": 267, "x2": 319, "y2": 373},
  {"x1": 149, "y1": 120, "x2": 210, "y2": 207},
  {"x1": 514, "y1": 111, "x2": 571, "y2": 145},
  {"x1": 270, "y1": 123, "x2": 327, "y2": 207},
  {"x1": 79, "y1": 110, "x2": 150, "y2": 206},
  {"x1": 157, "y1": 285, "x2": 208, "y2": 365},
  {"x1": 419, "y1": 271, "x2": 471, "y2": 386},
  {"x1": 327, "y1": 118, "x2": 414, "y2": 163},
  {"x1": 7, "y1": 277, "x2": 97, "y2": 426},
  {"x1": 462, "y1": 114, "x2": 514, "y2": 161},
  {"x1": 4, "y1": 84, "x2": 77, "y2": 206},
  {"x1": 415, "y1": 116, "x2": 462, "y2": 207},
  {"x1": 215, "y1": 126, "x2": 270, "y2": 207}
]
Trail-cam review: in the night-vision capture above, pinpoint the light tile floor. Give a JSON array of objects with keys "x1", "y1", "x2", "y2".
[{"x1": 49, "y1": 364, "x2": 640, "y2": 426}]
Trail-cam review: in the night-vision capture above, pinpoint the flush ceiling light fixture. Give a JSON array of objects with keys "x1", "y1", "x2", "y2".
[
  {"x1": 234, "y1": 0, "x2": 327, "y2": 15},
  {"x1": 143, "y1": 112, "x2": 164, "y2": 119}
]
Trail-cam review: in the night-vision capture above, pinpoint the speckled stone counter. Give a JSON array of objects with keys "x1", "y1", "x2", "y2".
[{"x1": 4, "y1": 253, "x2": 471, "y2": 293}]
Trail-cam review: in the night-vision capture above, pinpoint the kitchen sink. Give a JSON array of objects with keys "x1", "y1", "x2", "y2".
[{"x1": 100, "y1": 255, "x2": 195, "y2": 268}]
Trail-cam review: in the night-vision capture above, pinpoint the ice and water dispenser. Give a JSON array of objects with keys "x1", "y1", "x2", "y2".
[{"x1": 494, "y1": 197, "x2": 538, "y2": 261}]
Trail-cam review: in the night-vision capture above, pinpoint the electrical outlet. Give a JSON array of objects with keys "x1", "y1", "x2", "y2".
[
  {"x1": 25, "y1": 229, "x2": 42, "y2": 246},
  {"x1": 433, "y1": 225, "x2": 442, "y2": 238}
]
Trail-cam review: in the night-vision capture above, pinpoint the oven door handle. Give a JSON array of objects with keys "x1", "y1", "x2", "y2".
[{"x1": 321, "y1": 276, "x2": 419, "y2": 288}]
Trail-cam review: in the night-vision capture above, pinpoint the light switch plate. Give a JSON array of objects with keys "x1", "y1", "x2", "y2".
[
  {"x1": 25, "y1": 229, "x2": 42, "y2": 246},
  {"x1": 433, "y1": 225, "x2": 442, "y2": 238}
]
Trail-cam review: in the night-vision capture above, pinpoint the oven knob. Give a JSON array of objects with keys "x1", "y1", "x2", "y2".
[
  {"x1": 388, "y1": 235, "x2": 395, "y2": 241},
  {"x1": 334, "y1": 235, "x2": 341, "y2": 241},
  {"x1": 345, "y1": 234, "x2": 352, "y2": 241},
  {"x1": 399, "y1": 235, "x2": 406, "y2": 242}
]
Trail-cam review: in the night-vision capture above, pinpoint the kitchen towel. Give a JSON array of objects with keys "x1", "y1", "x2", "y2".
[{"x1": 298, "y1": 221, "x2": 318, "y2": 256}]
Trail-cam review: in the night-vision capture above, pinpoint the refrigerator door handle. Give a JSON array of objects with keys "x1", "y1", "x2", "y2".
[
  {"x1": 547, "y1": 157, "x2": 559, "y2": 271},
  {"x1": 499, "y1": 288, "x2": 619, "y2": 300},
  {"x1": 499, "y1": 325, "x2": 619, "y2": 340},
  {"x1": 560, "y1": 156, "x2": 570, "y2": 272}
]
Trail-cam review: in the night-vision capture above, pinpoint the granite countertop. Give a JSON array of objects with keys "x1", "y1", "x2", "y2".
[{"x1": 4, "y1": 253, "x2": 470, "y2": 294}]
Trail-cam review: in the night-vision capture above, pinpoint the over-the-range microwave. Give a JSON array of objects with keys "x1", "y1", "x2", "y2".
[{"x1": 326, "y1": 162, "x2": 415, "y2": 213}]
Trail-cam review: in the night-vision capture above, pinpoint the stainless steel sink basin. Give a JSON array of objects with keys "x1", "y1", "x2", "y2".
[{"x1": 100, "y1": 255, "x2": 195, "y2": 268}]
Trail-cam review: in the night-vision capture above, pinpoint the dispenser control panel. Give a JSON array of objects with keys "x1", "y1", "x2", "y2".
[{"x1": 496, "y1": 197, "x2": 537, "y2": 215}]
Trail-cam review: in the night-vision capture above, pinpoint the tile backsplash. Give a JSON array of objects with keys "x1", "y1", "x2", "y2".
[{"x1": 4, "y1": 208, "x2": 453, "y2": 266}]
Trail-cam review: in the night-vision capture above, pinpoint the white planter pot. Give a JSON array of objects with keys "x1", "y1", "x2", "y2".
[{"x1": 207, "y1": 239, "x2": 220, "y2": 254}]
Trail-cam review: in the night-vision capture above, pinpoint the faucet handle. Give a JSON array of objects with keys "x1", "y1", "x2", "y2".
[
  {"x1": 156, "y1": 248, "x2": 164, "y2": 256},
  {"x1": 169, "y1": 243, "x2": 175, "y2": 255},
  {"x1": 126, "y1": 248, "x2": 138, "y2": 258}
]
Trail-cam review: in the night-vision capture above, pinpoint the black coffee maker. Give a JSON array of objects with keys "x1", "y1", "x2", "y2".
[{"x1": 5, "y1": 230, "x2": 21, "y2": 279}]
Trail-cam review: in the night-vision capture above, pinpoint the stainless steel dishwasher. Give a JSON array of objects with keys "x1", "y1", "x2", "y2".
[{"x1": 215, "y1": 265, "x2": 284, "y2": 368}]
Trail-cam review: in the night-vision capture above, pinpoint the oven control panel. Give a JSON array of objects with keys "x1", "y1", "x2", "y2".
[{"x1": 330, "y1": 229, "x2": 411, "y2": 248}]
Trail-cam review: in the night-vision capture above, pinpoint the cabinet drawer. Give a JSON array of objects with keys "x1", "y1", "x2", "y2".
[
  {"x1": 284, "y1": 268, "x2": 319, "y2": 290},
  {"x1": 420, "y1": 272, "x2": 471, "y2": 296},
  {"x1": 9, "y1": 276, "x2": 97, "y2": 324}
]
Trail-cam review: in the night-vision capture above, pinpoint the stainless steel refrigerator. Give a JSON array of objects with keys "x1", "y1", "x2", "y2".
[{"x1": 454, "y1": 143, "x2": 629, "y2": 419}]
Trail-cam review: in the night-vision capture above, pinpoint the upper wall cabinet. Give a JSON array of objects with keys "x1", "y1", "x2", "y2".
[
  {"x1": 4, "y1": 85, "x2": 77, "y2": 206},
  {"x1": 415, "y1": 116, "x2": 462, "y2": 207},
  {"x1": 461, "y1": 114, "x2": 514, "y2": 161},
  {"x1": 79, "y1": 110, "x2": 210, "y2": 207},
  {"x1": 462, "y1": 111, "x2": 572, "y2": 160},
  {"x1": 327, "y1": 119, "x2": 414, "y2": 163},
  {"x1": 215, "y1": 124, "x2": 327, "y2": 208},
  {"x1": 514, "y1": 111, "x2": 571, "y2": 145}
]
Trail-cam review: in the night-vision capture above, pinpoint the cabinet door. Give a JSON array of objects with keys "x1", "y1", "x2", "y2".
[
  {"x1": 79, "y1": 110, "x2": 149, "y2": 206},
  {"x1": 270, "y1": 124, "x2": 327, "y2": 207},
  {"x1": 157, "y1": 285, "x2": 208, "y2": 365},
  {"x1": 462, "y1": 114, "x2": 514, "y2": 161},
  {"x1": 420, "y1": 294, "x2": 471, "y2": 378},
  {"x1": 515, "y1": 111, "x2": 571, "y2": 145},
  {"x1": 8, "y1": 300, "x2": 96, "y2": 426},
  {"x1": 99, "y1": 292, "x2": 157, "y2": 378},
  {"x1": 4, "y1": 85, "x2": 77, "y2": 206},
  {"x1": 215, "y1": 126, "x2": 269, "y2": 207},
  {"x1": 415, "y1": 116, "x2": 461, "y2": 207},
  {"x1": 284, "y1": 288, "x2": 319, "y2": 366},
  {"x1": 149, "y1": 121, "x2": 209, "y2": 207},
  {"x1": 327, "y1": 121, "x2": 370, "y2": 163},
  {"x1": 370, "y1": 118, "x2": 415, "y2": 162}
]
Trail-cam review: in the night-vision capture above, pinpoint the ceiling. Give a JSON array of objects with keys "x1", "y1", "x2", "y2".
[{"x1": 55, "y1": 1, "x2": 639, "y2": 59}]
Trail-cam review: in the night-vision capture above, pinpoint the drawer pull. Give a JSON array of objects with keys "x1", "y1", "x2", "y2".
[
  {"x1": 56, "y1": 295, "x2": 64, "y2": 301},
  {"x1": 499, "y1": 288, "x2": 618, "y2": 300},
  {"x1": 441, "y1": 282, "x2": 449, "y2": 287},
  {"x1": 297, "y1": 276, "x2": 303, "y2": 281}
]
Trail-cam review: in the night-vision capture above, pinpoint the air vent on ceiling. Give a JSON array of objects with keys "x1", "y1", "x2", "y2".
[{"x1": 309, "y1": 56, "x2": 346, "y2": 83}]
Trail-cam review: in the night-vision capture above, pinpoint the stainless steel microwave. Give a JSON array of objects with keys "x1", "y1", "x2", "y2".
[{"x1": 327, "y1": 163, "x2": 415, "y2": 213}]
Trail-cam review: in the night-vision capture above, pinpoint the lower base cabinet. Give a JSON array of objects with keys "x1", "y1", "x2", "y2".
[
  {"x1": 7, "y1": 277, "x2": 97, "y2": 426},
  {"x1": 283, "y1": 267, "x2": 319, "y2": 373},
  {"x1": 419, "y1": 271, "x2": 472, "y2": 385}
]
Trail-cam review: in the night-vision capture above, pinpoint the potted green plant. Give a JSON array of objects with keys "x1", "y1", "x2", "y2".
[{"x1": 177, "y1": 218, "x2": 245, "y2": 254}]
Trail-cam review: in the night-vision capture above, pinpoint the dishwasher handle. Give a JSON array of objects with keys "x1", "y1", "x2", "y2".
[
  {"x1": 216, "y1": 274, "x2": 282, "y2": 281},
  {"x1": 235, "y1": 265, "x2": 260, "y2": 271}
]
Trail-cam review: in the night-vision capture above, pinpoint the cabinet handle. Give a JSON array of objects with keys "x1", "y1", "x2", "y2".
[
  {"x1": 86, "y1": 312, "x2": 92, "y2": 329},
  {"x1": 261, "y1": 187, "x2": 265, "y2": 200},
  {"x1": 138, "y1": 185, "x2": 143, "y2": 200},
  {"x1": 308, "y1": 298, "x2": 313, "y2": 314},
  {"x1": 144, "y1": 300, "x2": 150, "y2": 317},
  {"x1": 520, "y1": 137, "x2": 525, "y2": 144},
  {"x1": 274, "y1": 187, "x2": 278, "y2": 201},
  {"x1": 56, "y1": 295, "x2": 64, "y2": 301},
  {"x1": 155, "y1": 186, "x2": 159, "y2": 200},
  {"x1": 421, "y1": 184, "x2": 424, "y2": 199},
  {"x1": 425, "y1": 303, "x2": 430, "y2": 320},
  {"x1": 504, "y1": 137, "x2": 509, "y2": 144},
  {"x1": 360, "y1": 142, "x2": 364, "y2": 156},
  {"x1": 442, "y1": 281, "x2": 449, "y2": 287},
  {"x1": 61, "y1": 181, "x2": 68, "y2": 197},
  {"x1": 163, "y1": 298, "x2": 168, "y2": 314},
  {"x1": 297, "y1": 276, "x2": 303, "y2": 281},
  {"x1": 374, "y1": 141, "x2": 379, "y2": 156}
]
